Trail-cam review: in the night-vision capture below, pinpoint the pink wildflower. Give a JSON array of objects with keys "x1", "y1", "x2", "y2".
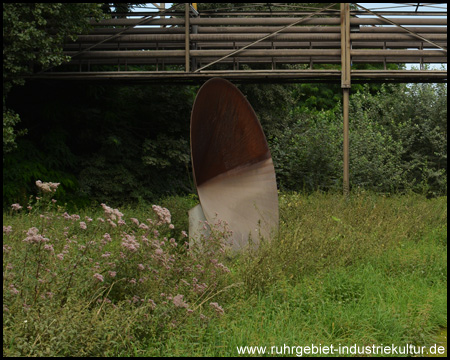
[
  {"x1": 107, "y1": 219, "x2": 117, "y2": 228},
  {"x1": 121, "y1": 234, "x2": 140, "y2": 252},
  {"x1": 43, "y1": 244, "x2": 54, "y2": 252},
  {"x1": 93, "y1": 273, "x2": 104, "y2": 282},
  {"x1": 9, "y1": 284, "x2": 19, "y2": 295},
  {"x1": 23, "y1": 227, "x2": 49, "y2": 243},
  {"x1": 11, "y1": 203, "x2": 22, "y2": 211},
  {"x1": 101, "y1": 203, "x2": 124, "y2": 221},
  {"x1": 3, "y1": 244, "x2": 12, "y2": 253},
  {"x1": 193, "y1": 282, "x2": 208, "y2": 294},
  {"x1": 139, "y1": 223, "x2": 149, "y2": 230},
  {"x1": 173, "y1": 294, "x2": 188, "y2": 308},
  {"x1": 181, "y1": 230, "x2": 188, "y2": 238},
  {"x1": 130, "y1": 218, "x2": 140, "y2": 226},
  {"x1": 148, "y1": 299, "x2": 156, "y2": 310},
  {"x1": 216, "y1": 263, "x2": 231, "y2": 273},
  {"x1": 108, "y1": 271, "x2": 117, "y2": 278},
  {"x1": 57, "y1": 253, "x2": 64, "y2": 260},
  {"x1": 152, "y1": 205, "x2": 172, "y2": 225},
  {"x1": 137, "y1": 264, "x2": 145, "y2": 271},
  {"x1": 36, "y1": 180, "x2": 60, "y2": 193},
  {"x1": 209, "y1": 302, "x2": 225, "y2": 315},
  {"x1": 141, "y1": 236, "x2": 149, "y2": 245},
  {"x1": 79, "y1": 222, "x2": 87, "y2": 230},
  {"x1": 169, "y1": 224, "x2": 175, "y2": 229},
  {"x1": 3, "y1": 226, "x2": 12, "y2": 235}
]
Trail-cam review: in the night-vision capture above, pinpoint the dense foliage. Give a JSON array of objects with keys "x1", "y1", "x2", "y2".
[{"x1": 271, "y1": 82, "x2": 447, "y2": 196}]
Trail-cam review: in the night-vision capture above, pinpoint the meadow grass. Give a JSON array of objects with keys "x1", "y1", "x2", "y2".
[{"x1": 3, "y1": 189, "x2": 447, "y2": 357}]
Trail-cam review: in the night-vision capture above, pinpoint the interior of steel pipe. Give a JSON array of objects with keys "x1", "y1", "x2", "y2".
[{"x1": 190, "y1": 78, "x2": 279, "y2": 251}]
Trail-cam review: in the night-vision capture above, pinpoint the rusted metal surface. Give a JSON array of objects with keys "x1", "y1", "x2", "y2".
[{"x1": 190, "y1": 78, "x2": 278, "y2": 250}]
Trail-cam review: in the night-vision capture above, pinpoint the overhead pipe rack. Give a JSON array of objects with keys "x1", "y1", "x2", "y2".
[{"x1": 31, "y1": 2, "x2": 446, "y2": 83}]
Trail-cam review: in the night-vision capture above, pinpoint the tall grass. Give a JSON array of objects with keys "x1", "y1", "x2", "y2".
[{"x1": 3, "y1": 187, "x2": 447, "y2": 356}]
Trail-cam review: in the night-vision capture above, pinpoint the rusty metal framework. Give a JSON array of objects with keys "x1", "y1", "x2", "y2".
[{"x1": 32, "y1": 2, "x2": 447, "y2": 83}]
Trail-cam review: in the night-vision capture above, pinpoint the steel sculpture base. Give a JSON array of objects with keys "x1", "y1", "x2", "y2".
[{"x1": 188, "y1": 204, "x2": 210, "y2": 248}]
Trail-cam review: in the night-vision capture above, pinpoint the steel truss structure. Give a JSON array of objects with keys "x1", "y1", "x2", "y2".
[{"x1": 32, "y1": 2, "x2": 447, "y2": 83}]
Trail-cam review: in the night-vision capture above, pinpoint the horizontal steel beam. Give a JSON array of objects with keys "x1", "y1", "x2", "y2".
[
  {"x1": 90, "y1": 17, "x2": 447, "y2": 26},
  {"x1": 65, "y1": 49, "x2": 446, "y2": 59},
  {"x1": 74, "y1": 33, "x2": 446, "y2": 43},
  {"x1": 66, "y1": 57, "x2": 448, "y2": 64},
  {"x1": 113, "y1": 11, "x2": 447, "y2": 17},
  {"x1": 351, "y1": 49, "x2": 446, "y2": 57},
  {"x1": 66, "y1": 49, "x2": 343, "y2": 58},
  {"x1": 88, "y1": 26, "x2": 447, "y2": 35},
  {"x1": 27, "y1": 70, "x2": 448, "y2": 83},
  {"x1": 63, "y1": 42, "x2": 447, "y2": 51}
]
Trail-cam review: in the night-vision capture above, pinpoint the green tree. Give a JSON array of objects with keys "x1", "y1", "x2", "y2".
[{"x1": 3, "y1": 3, "x2": 106, "y2": 153}]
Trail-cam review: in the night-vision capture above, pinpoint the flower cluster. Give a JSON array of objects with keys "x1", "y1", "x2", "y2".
[
  {"x1": 152, "y1": 205, "x2": 172, "y2": 225},
  {"x1": 101, "y1": 203, "x2": 124, "y2": 222},
  {"x1": 11, "y1": 203, "x2": 22, "y2": 211},
  {"x1": 93, "y1": 273, "x2": 104, "y2": 282},
  {"x1": 36, "y1": 180, "x2": 60, "y2": 193},
  {"x1": 209, "y1": 302, "x2": 225, "y2": 316},
  {"x1": 63, "y1": 212, "x2": 81, "y2": 221},
  {"x1": 23, "y1": 227, "x2": 50, "y2": 244},
  {"x1": 3, "y1": 186, "x2": 234, "y2": 350},
  {"x1": 121, "y1": 234, "x2": 140, "y2": 252},
  {"x1": 3, "y1": 226, "x2": 13, "y2": 235},
  {"x1": 172, "y1": 294, "x2": 189, "y2": 309}
]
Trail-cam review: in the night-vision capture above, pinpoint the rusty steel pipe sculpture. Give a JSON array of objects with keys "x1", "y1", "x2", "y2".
[{"x1": 190, "y1": 78, "x2": 278, "y2": 251}]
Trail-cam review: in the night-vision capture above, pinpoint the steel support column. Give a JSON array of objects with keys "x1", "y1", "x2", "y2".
[
  {"x1": 341, "y1": 3, "x2": 351, "y2": 196},
  {"x1": 185, "y1": 3, "x2": 190, "y2": 72}
]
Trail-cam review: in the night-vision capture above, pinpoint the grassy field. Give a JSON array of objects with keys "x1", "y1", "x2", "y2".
[{"x1": 3, "y1": 190, "x2": 447, "y2": 357}]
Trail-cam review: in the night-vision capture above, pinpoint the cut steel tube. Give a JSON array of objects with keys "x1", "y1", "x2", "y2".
[{"x1": 190, "y1": 78, "x2": 279, "y2": 250}]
